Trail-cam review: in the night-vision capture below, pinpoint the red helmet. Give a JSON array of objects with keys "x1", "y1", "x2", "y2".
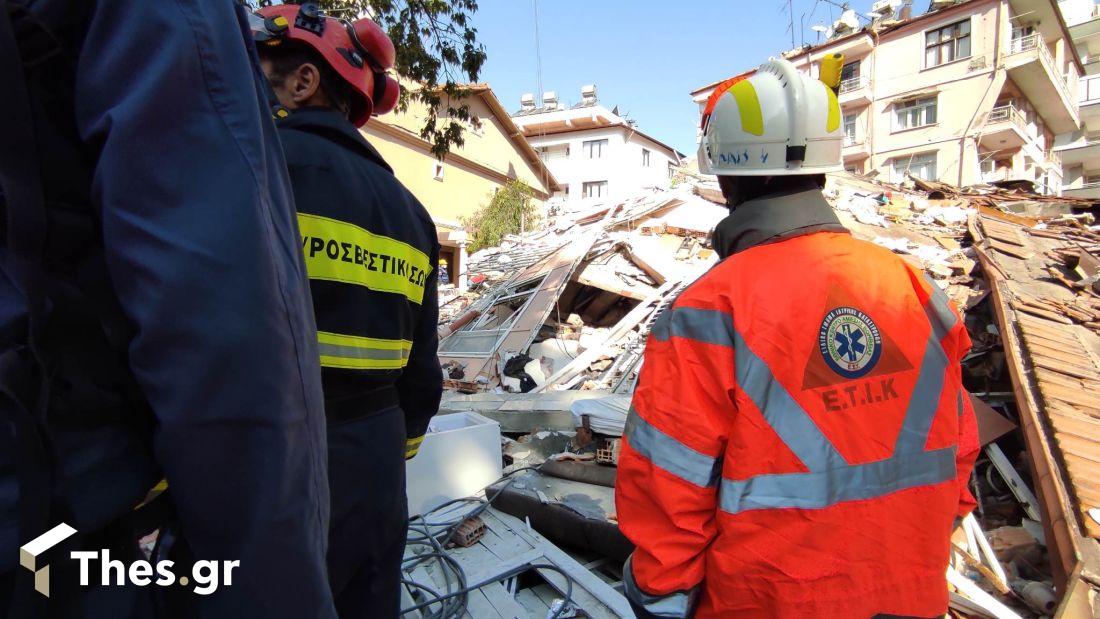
[{"x1": 252, "y1": 3, "x2": 400, "y2": 127}]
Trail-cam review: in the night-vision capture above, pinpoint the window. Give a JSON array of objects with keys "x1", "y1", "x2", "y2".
[
  {"x1": 642, "y1": 148, "x2": 651, "y2": 167},
  {"x1": 925, "y1": 19, "x2": 971, "y2": 68},
  {"x1": 839, "y1": 60, "x2": 863, "y2": 93},
  {"x1": 979, "y1": 158, "x2": 995, "y2": 177},
  {"x1": 979, "y1": 157, "x2": 1012, "y2": 181},
  {"x1": 893, "y1": 96, "x2": 937, "y2": 131},
  {"x1": 668, "y1": 161, "x2": 676, "y2": 180},
  {"x1": 892, "y1": 152, "x2": 937, "y2": 182},
  {"x1": 583, "y1": 139, "x2": 607, "y2": 159},
  {"x1": 841, "y1": 60, "x2": 860, "y2": 82},
  {"x1": 582, "y1": 181, "x2": 608, "y2": 198},
  {"x1": 843, "y1": 112, "x2": 858, "y2": 146},
  {"x1": 538, "y1": 145, "x2": 569, "y2": 163},
  {"x1": 433, "y1": 161, "x2": 445, "y2": 181},
  {"x1": 1011, "y1": 25, "x2": 1035, "y2": 48}
]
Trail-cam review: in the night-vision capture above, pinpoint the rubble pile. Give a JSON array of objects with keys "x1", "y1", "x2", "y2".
[
  {"x1": 431, "y1": 170, "x2": 1100, "y2": 618},
  {"x1": 822, "y1": 174, "x2": 991, "y2": 314},
  {"x1": 436, "y1": 188, "x2": 724, "y2": 394}
]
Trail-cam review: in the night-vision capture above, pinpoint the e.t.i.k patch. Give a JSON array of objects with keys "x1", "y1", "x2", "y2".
[{"x1": 819, "y1": 307, "x2": 882, "y2": 379}]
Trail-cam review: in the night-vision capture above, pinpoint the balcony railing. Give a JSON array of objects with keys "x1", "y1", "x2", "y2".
[
  {"x1": 1063, "y1": 181, "x2": 1100, "y2": 195},
  {"x1": 1008, "y1": 33, "x2": 1075, "y2": 106},
  {"x1": 838, "y1": 76, "x2": 868, "y2": 95},
  {"x1": 986, "y1": 104, "x2": 1026, "y2": 128},
  {"x1": 843, "y1": 134, "x2": 862, "y2": 147}
]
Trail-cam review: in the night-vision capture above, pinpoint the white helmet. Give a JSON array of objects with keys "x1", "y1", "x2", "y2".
[{"x1": 698, "y1": 58, "x2": 843, "y2": 176}]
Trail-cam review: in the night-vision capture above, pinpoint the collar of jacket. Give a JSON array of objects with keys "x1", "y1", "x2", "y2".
[
  {"x1": 275, "y1": 106, "x2": 394, "y2": 174},
  {"x1": 711, "y1": 184, "x2": 849, "y2": 259}
]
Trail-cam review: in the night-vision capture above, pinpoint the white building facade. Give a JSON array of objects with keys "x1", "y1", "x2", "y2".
[
  {"x1": 1055, "y1": 0, "x2": 1100, "y2": 198},
  {"x1": 511, "y1": 87, "x2": 681, "y2": 206}
]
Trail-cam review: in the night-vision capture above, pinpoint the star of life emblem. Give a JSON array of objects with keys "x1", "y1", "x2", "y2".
[{"x1": 819, "y1": 307, "x2": 882, "y2": 379}]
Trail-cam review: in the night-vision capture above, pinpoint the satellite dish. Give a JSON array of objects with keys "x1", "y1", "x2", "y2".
[
  {"x1": 811, "y1": 25, "x2": 829, "y2": 32},
  {"x1": 837, "y1": 9, "x2": 860, "y2": 30}
]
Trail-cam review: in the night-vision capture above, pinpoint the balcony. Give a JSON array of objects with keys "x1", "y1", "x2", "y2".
[
  {"x1": 1079, "y1": 75, "x2": 1100, "y2": 131},
  {"x1": 979, "y1": 105, "x2": 1029, "y2": 151},
  {"x1": 1006, "y1": 33, "x2": 1080, "y2": 133},
  {"x1": 838, "y1": 76, "x2": 871, "y2": 107},
  {"x1": 842, "y1": 136, "x2": 870, "y2": 161},
  {"x1": 1056, "y1": 138, "x2": 1100, "y2": 167},
  {"x1": 1047, "y1": 149, "x2": 1062, "y2": 171},
  {"x1": 1070, "y1": 13, "x2": 1100, "y2": 75},
  {"x1": 1061, "y1": 181, "x2": 1100, "y2": 199}
]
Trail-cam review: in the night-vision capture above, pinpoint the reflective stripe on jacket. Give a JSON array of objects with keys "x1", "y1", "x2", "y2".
[
  {"x1": 276, "y1": 108, "x2": 442, "y2": 436},
  {"x1": 615, "y1": 185, "x2": 979, "y2": 619}
]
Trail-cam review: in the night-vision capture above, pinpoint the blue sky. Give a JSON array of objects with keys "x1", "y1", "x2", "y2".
[{"x1": 471, "y1": 0, "x2": 878, "y2": 154}]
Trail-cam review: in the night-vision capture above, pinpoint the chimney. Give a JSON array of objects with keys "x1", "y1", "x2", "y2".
[
  {"x1": 580, "y1": 84, "x2": 597, "y2": 105},
  {"x1": 542, "y1": 91, "x2": 558, "y2": 110},
  {"x1": 899, "y1": 1, "x2": 912, "y2": 20},
  {"x1": 520, "y1": 93, "x2": 535, "y2": 111}
]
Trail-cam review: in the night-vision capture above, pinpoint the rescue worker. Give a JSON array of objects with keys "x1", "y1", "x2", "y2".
[
  {"x1": 251, "y1": 5, "x2": 442, "y2": 617},
  {"x1": 615, "y1": 58, "x2": 979, "y2": 619},
  {"x1": 439, "y1": 258, "x2": 450, "y2": 285},
  {"x1": 0, "y1": 1, "x2": 333, "y2": 617}
]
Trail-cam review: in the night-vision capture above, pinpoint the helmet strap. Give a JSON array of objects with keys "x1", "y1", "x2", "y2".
[{"x1": 254, "y1": 54, "x2": 294, "y2": 122}]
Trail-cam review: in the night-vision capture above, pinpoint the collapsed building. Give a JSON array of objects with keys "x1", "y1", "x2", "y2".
[
  {"x1": 400, "y1": 169, "x2": 1100, "y2": 618},
  {"x1": 437, "y1": 190, "x2": 724, "y2": 394}
]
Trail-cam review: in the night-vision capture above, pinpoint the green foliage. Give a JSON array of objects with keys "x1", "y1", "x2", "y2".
[
  {"x1": 463, "y1": 181, "x2": 539, "y2": 252},
  {"x1": 255, "y1": 0, "x2": 486, "y2": 158}
]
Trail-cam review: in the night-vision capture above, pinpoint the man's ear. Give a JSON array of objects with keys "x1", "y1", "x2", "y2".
[{"x1": 290, "y1": 62, "x2": 323, "y2": 104}]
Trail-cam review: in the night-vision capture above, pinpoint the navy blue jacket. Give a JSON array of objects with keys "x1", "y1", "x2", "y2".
[
  {"x1": 0, "y1": 1, "x2": 334, "y2": 616},
  {"x1": 276, "y1": 108, "x2": 442, "y2": 439}
]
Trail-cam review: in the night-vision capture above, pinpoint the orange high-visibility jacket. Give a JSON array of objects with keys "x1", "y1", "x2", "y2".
[{"x1": 616, "y1": 187, "x2": 979, "y2": 619}]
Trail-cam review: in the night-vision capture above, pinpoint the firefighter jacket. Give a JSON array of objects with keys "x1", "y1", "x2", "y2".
[
  {"x1": 275, "y1": 108, "x2": 442, "y2": 451},
  {"x1": 0, "y1": 1, "x2": 333, "y2": 615},
  {"x1": 615, "y1": 183, "x2": 980, "y2": 619}
]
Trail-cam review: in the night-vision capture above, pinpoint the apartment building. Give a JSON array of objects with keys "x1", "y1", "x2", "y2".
[
  {"x1": 1054, "y1": 0, "x2": 1100, "y2": 197},
  {"x1": 511, "y1": 86, "x2": 682, "y2": 205},
  {"x1": 691, "y1": 0, "x2": 1082, "y2": 193}
]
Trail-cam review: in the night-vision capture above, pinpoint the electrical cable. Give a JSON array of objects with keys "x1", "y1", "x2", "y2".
[
  {"x1": 407, "y1": 468, "x2": 539, "y2": 545},
  {"x1": 400, "y1": 465, "x2": 579, "y2": 617},
  {"x1": 405, "y1": 521, "x2": 468, "y2": 618},
  {"x1": 402, "y1": 562, "x2": 576, "y2": 619},
  {"x1": 408, "y1": 465, "x2": 542, "y2": 541}
]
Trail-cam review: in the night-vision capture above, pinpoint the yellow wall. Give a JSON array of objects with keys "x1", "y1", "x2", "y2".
[
  {"x1": 361, "y1": 92, "x2": 550, "y2": 224},
  {"x1": 364, "y1": 126, "x2": 546, "y2": 223}
]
